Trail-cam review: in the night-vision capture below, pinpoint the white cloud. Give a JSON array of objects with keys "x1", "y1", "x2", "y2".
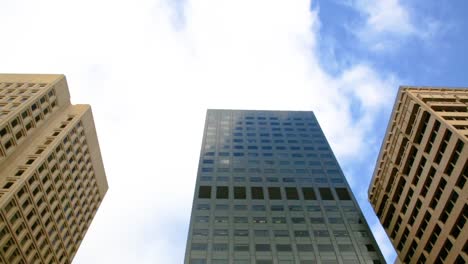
[
  {"x1": 347, "y1": 0, "x2": 440, "y2": 51},
  {"x1": 0, "y1": 0, "x2": 397, "y2": 263}
]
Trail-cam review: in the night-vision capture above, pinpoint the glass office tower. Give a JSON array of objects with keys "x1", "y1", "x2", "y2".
[{"x1": 184, "y1": 110, "x2": 385, "y2": 264}]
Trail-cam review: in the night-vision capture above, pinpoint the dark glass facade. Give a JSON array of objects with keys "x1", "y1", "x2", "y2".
[{"x1": 184, "y1": 110, "x2": 385, "y2": 264}]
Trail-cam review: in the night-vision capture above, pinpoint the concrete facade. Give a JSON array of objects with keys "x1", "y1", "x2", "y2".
[
  {"x1": 185, "y1": 109, "x2": 385, "y2": 264},
  {"x1": 0, "y1": 74, "x2": 108, "y2": 263},
  {"x1": 369, "y1": 87, "x2": 468, "y2": 263}
]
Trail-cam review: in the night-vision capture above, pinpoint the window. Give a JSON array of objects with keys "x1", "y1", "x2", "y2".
[
  {"x1": 191, "y1": 243, "x2": 207, "y2": 251},
  {"x1": 319, "y1": 188, "x2": 334, "y2": 200},
  {"x1": 216, "y1": 186, "x2": 229, "y2": 199},
  {"x1": 289, "y1": 205, "x2": 302, "y2": 211},
  {"x1": 255, "y1": 244, "x2": 271, "y2": 251},
  {"x1": 335, "y1": 188, "x2": 351, "y2": 200},
  {"x1": 214, "y1": 217, "x2": 228, "y2": 223},
  {"x1": 195, "y1": 216, "x2": 209, "y2": 223},
  {"x1": 318, "y1": 244, "x2": 334, "y2": 252},
  {"x1": 214, "y1": 229, "x2": 228, "y2": 236},
  {"x1": 302, "y1": 188, "x2": 316, "y2": 200},
  {"x1": 234, "y1": 187, "x2": 246, "y2": 199},
  {"x1": 252, "y1": 205, "x2": 266, "y2": 211},
  {"x1": 234, "y1": 205, "x2": 247, "y2": 211},
  {"x1": 285, "y1": 187, "x2": 299, "y2": 200},
  {"x1": 234, "y1": 229, "x2": 249, "y2": 236},
  {"x1": 310, "y1": 217, "x2": 324, "y2": 224},
  {"x1": 198, "y1": 186, "x2": 211, "y2": 199},
  {"x1": 268, "y1": 187, "x2": 281, "y2": 200},
  {"x1": 276, "y1": 244, "x2": 292, "y2": 252},
  {"x1": 272, "y1": 217, "x2": 286, "y2": 224},
  {"x1": 196, "y1": 204, "x2": 209, "y2": 210},
  {"x1": 271, "y1": 205, "x2": 284, "y2": 211},
  {"x1": 251, "y1": 187, "x2": 264, "y2": 199},
  {"x1": 274, "y1": 230, "x2": 289, "y2": 237},
  {"x1": 193, "y1": 229, "x2": 208, "y2": 237},
  {"x1": 297, "y1": 244, "x2": 314, "y2": 252},
  {"x1": 253, "y1": 217, "x2": 267, "y2": 224},
  {"x1": 254, "y1": 230, "x2": 269, "y2": 237},
  {"x1": 294, "y1": 230, "x2": 309, "y2": 237},
  {"x1": 234, "y1": 244, "x2": 249, "y2": 251},
  {"x1": 234, "y1": 217, "x2": 248, "y2": 223},
  {"x1": 292, "y1": 217, "x2": 305, "y2": 224}
]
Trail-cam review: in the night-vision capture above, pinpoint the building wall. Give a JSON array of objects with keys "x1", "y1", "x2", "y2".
[
  {"x1": 369, "y1": 87, "x2": 468, "y2": 263},
  {"x1": 185, "y1": 109, "x2": 385, "y2": 264},
  {"x1": 0, "y1": 75, "x2": 108, "y2": 264}
]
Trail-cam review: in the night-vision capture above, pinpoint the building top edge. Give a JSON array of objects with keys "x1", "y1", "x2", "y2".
[
  {"x1": 400, "y1": 85, "x2": 468, "y2": 91},
  {"x1": 0, "y1": 74, "x2": 64, "y2": 83},
  {"x1": 207, "y1": 109, "x2": 315, "y2": 113}
]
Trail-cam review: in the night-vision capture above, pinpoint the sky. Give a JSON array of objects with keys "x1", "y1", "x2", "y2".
[{"x1": 1, "y1": 0, "x2": 467, "y2": 263}]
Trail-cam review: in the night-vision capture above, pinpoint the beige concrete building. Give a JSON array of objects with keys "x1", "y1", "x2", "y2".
[
  {"x1": 0, "y1": 74, "x2": 108, "y2": 263},
  {"x1": 369, "y1": 86, "x2": 468, "y2": 263}
]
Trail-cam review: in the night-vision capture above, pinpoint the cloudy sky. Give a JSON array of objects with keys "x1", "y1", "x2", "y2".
[{"x1": 1, "y1": 0, "x2": 468, "y2": 263}]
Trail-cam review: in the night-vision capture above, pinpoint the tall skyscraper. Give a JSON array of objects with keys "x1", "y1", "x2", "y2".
[
  {"x1": 369, "y1": 87, "x2": 468, "y2": 263},
  {"x1": 185, "y1": 109, "x2": 385, "y2": 264},
  {"x1": 0, "y1": 74, "x2": 108, "y2": 263}
]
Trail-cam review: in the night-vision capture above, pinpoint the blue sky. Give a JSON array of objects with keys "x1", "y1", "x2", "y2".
[{"x1": 0, "y1": 0, "x2": 467, "y2": 263}]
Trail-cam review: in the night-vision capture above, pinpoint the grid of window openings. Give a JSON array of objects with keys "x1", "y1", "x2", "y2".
[
  {"x1": 369, "y1": 87, "x2": 468, "y2": 263},
  {"x1": 0, "y1": 75, "x2": 108, "y2": 264},
  {"x1": 185, "y1": 110, "x2": 385, "y2": 264},
  {"x1": 0, "y1": 81, "x2": 58, "y2": 161}
]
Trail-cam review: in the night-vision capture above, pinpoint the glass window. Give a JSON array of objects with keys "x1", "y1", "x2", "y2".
[
  {"x1": 193, "y1": 229, "x2": 208, "y2": 237},
  {"x1": 292, "y1": 217, "x2": 306, "y2": 224},
  {"x1": 289, "y1": 205, "x2": 302, "y2": 211},
  {"x1": 317, "y1": 244, "x2": 334, "y2": 252},
  {"x1": 234, "y1": 229, "x2": 249, "y2": 236},
  {"x1": 216, "y1": 186, "x2": 229, "y2": 199},
  {"x1": 251, "y1": 187, "x2": 264, "y2": 199},
  {"x1": 285, "y1": 187, "x2": 299, "y2": 200},
  {"x1": 253, "y1": 217, "x2": 267, "y2": 224},
  {"x1": 214, "y1": 229, "x2": 228, "y2": 236},
  {"x1": 335, "y1": 188, "x2": 351, "y2": 200},
  {"x1": 234, "y1": 187, "x2": 246, "y2": 199},
  {"x1": 272, "y1": 217, "x2": 287, "y2": 224},
  {"x1": 195, "y1": 216, "x2": 209, "y2": 223},
  {"x1": 252, "y1": 205, "x2": 266, "y2": 211},
  {"x1": 302, "y1": 187, "x2": 316, "y2": 200},
  {"x1": 268, "y1": 187, "x2": 281, "y2": 200},
  {"x1": 234, "y1": 205, "x2": 247, "y2": 211},
  {"x1": 314, "y1": 230, "x2": 329, "y2": 237},
  {"x1": 319, "y1": 188, "x2": 334, "y2": 200},
  {"x1": 254, "y1": 230, "x2": 269, "y2": 237},
  {"x1": 198, "y1": 186, "x2": 211, "y2": 199},
  {"x1": 255, "y1": 244, "x2": 271, "y2": 251},
  {"x1": 191, "y1": 243, "x2": 208, "y2": 251},
  {"x1": 213, "y1": 243, "x2": 228, "y2": 251},
  {"x1": 214, "y1": 217, "x2": 228, "y2": 223},
  {"x1": 234, "y1": 244, "x2": 250, "y2": 251},
  {"x1": 274, "y1": 230, "x2": 289, "y2": 237},
  {"x1": 294, "y1": 230, "x2": 310, "y2": 237},
  {"x1": 271, "y1": 205, "x2": 284, "y2": 211},
  {"x1": 297, "y1": 244, "x2": 314, "y2": 252},
  {"x1": 197, "y1": 204, "x2": 210, "y2": 210},
  {"x1": 234, "y1": 177, "x2": 246, "y2": 182},
  {"x1": 276, "y1": 244, "x2": 292, "y2": 252},
  {"x1": 215, "y1": 204, "x2": 229, "y2": 210},
  {"x1": 234, "y1": 217, "x2": 248, "y2": 223},
  {"x1": 310, "y1": 217, "x2": 324, "y2": 224}
]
